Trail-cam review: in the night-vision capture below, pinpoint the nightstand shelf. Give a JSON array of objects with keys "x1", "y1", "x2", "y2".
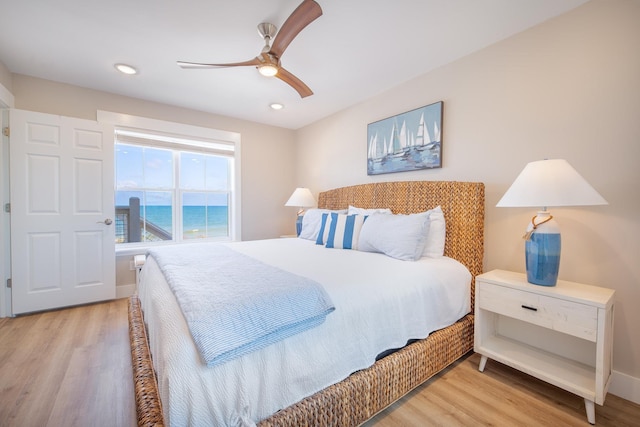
[
  {"x1": 475, "y1": 270, "x2": 615, "y2": 425},
  {"x1": 480, "y1": 335, "x2": 595, "y2": 397}
]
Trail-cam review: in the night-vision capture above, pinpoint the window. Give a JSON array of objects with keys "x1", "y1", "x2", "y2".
[{"x1": 114, "y1": 128, "x2": 237, "y2": 245}]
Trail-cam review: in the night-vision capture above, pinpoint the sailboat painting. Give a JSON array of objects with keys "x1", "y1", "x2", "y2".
[{"x1": 367, "y1": 101, "x2": 443, "y2": 175}]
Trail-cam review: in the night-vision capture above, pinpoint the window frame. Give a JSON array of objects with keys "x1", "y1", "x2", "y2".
[{"x1": 99, "y1": 110, "x2": 241, "y2": 252}]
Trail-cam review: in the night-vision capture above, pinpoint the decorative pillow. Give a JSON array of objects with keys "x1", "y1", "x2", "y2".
[
  {"x1": 300, "y1": 208, "x2": 347, "y2": 241},
  {"x1": 358, "y1": 212, "x2": 430, "y2": 261},
  {"x1": 325, "y1": 213, "x2": 368, "y2": 250},
  {"x1": 348, "y1": 205, "x2": 392, "y2": 215},
  {"x1": 422, "y1": 206, "x2": 446, "y2": 258},
  {"x1": 315, "y1": 212, "x2": 331, "y2": 245}
]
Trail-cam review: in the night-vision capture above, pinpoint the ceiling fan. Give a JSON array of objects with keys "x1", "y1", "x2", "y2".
[{"x1": 177, "y1": 0, "x2": 322, "y2": 98}]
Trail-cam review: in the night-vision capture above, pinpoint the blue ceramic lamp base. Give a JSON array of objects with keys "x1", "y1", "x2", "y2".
[
  {"x1": 295, "y1": 215, "x2": 303, "y2": 236},
  {"x1": 524, "y1": 211, "x2": 561, "y2": 286},
  {"x1": 525, "y1": 232, "x2": 561, "y2": 286}
]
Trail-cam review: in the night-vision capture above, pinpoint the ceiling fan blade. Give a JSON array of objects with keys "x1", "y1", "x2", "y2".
[
  {"x1": 177, "y1": 57, "x2": 262, "y2": 69},
  {"x1": 276, "y1": 67, "x2": 313, "y2": 98},
  {"x1": 269, "y1": 0, "x2": 322, "y2": 58}
]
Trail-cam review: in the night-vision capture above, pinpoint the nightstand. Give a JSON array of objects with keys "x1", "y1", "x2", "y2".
[{"x1": 474, "y1": 270, "x2": 615, "y2": 425}]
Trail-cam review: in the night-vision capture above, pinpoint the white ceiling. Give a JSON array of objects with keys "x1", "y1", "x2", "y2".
[{"x1": 0, "y1": 0, "x2": 588, "y2": 129}]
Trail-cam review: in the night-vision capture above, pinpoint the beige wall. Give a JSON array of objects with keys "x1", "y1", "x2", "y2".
[
  {"x1": 10, "y1": 75, "x2": 297, "y2": 287},
  {"x1": 295, "y1": 0, "x2": 640, "y2": 380}
]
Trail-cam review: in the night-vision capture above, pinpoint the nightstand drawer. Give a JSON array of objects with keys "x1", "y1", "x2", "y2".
[{"x1": 477, "y1": 281, "x2": 598, "y2": 341}]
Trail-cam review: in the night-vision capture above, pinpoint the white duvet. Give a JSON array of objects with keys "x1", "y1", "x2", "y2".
[{"x1": 138, "y1": 238, "x2": 471, "y2": 427}]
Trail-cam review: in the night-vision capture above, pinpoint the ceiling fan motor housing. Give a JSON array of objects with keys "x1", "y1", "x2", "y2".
[{"x1": 257, "y1": 23, "x2": 277, "y2": 43}]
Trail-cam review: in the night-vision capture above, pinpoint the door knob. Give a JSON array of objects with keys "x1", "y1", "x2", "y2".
[{"x1": 97, "y1": 218, "x2": 113, "y2": 225}]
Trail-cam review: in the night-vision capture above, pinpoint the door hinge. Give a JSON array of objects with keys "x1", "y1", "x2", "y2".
[
  {"x1": 3, "y1": 203, "x2": 9, "y2": 213},
  {"x1": 2, "y1": 127, "x2": 8, "y2": 137},
  {"x1": 6, "y1": 278, "x2": 11, "y2": 289}
]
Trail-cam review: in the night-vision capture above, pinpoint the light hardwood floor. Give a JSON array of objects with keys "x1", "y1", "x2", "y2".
[
  {"x1": 1, "y1": 298, "x2": 638, "y2": 426},
  {"x1": 0, "y1": 298, "x2": 134, "y2": 427}
]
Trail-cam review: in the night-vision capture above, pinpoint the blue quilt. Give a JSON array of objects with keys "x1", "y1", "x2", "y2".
[{"x1": 147, "y1": 243, "x2": 335, "y2": 367}]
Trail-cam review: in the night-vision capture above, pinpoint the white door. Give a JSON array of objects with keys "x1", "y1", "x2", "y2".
[{"x1": 9, "y1": 109, "x2": 115, "y2": 314}]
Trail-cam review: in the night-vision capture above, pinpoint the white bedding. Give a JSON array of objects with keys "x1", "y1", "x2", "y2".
[{"x1": 138, "y1": 238, "x2": 471, "y2": 427}]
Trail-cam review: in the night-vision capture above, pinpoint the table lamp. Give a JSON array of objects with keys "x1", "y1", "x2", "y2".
[
  {"x1": 496, "y1": 159, "x2": 607, "y2": 286},
  {"x1": 285, "y1": 187, "x2": 316, "y2": 236}
]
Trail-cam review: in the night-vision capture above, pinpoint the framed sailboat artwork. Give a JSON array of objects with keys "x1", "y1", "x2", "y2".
[{"x1": 367, "y1": 101, "x2": 443, "y2": 175}]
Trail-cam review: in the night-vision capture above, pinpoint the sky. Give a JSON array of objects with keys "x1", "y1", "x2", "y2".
[{"x1": 115, "y1": 144, "x2": 229, "y2": 206}]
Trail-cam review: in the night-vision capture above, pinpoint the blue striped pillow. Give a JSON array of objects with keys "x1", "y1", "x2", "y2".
[
  {"x1": 315, "y1": 213, "x2": 331, "y2": 245},
  {"x1": 325, "y1": 213, "x2": 368, "y2": 250}
]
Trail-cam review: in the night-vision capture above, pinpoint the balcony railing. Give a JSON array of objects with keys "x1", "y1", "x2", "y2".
[{"x1": 115, "y1": 197, "x2": 172, "y2": 243}]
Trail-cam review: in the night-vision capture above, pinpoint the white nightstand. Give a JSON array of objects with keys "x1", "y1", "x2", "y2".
[{"x1": 474, "y1": 270, "x2": 615, "y2": 425}]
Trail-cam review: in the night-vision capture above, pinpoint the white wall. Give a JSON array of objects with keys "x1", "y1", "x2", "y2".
[
  {"x1": 9, "y1": 75, "x2": 297, "y2": 289},
  {"x1": 0, "y1": 60, "x2": 12, "y2": 93},
  {"x1": 295, "y1": 0, "x2": 640, "y2": 394}
]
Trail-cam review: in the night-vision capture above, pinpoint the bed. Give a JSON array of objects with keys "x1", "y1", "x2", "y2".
[{"x1": 128, "y1": 180, "x2": 485, "y2": 426}]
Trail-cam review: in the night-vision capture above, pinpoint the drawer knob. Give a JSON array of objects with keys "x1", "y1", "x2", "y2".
[{"x1": 521, "y1": 305, "x2": 538, "y2": 312}]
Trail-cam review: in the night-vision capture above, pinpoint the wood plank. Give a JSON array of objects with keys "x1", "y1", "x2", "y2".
[
  {"x1": 0, "y1": 299, "x2": 135, "y2": 427},
  {"x1": 364, "y1": 353, "x2": 640, "y2": 426}
]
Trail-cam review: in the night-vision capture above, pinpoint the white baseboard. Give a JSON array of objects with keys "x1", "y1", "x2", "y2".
[
  {"x1": 116, "y1": 283, "x2": 136, "y2": 299},
  {"x1": 610, "y1": 369, "x2": 640, "y2": 404}
]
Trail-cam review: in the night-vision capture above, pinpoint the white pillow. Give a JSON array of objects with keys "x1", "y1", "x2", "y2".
[
  {"x1": 348, "y1": 205, "x2": 392, "y2": 215},
  {"x1": 299, "y1": 209, "x2": 347, "y2": 241},
  {"x1": 358, "y1": 212, "x2": 430, "y2": 261},
  {"x1": 422, "y1": 206, "x2": 446, "y2": 258}
]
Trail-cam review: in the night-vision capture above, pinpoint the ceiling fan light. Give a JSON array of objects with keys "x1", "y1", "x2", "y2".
[{"x1": 258, "y1": 64, "x2": 278, "y2": 77}]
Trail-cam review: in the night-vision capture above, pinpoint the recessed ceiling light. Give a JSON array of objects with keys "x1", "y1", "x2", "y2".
[
  {"x1": 270, "y1": 103, "x2": 284, "y2": 110},
  {"x1": 114, "y1": 63, "x2": 138, "y2": 75}
]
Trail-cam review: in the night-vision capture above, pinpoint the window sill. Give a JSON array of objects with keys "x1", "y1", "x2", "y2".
[{"x1": 115, "y1": 237, "x2": 236, "y2": 257}]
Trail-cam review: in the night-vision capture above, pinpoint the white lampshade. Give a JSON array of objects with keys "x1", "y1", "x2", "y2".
[
  {"x1": 285, "y1": 187, "x2": 316, "y2": 208},
  {"x1": 497, "y1": 159, "x2": 607, "y2": 208}
]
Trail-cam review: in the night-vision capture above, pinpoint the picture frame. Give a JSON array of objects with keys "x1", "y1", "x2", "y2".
[{"x1": 367, "y1": 101, "x2": 443, "y2": 175}]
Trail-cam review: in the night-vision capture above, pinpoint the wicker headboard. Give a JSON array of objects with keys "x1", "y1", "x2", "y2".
[{"x1": 318, "y1": 180, "x2": 485, "y2": 310}]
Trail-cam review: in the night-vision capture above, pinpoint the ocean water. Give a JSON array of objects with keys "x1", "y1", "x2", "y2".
[{"x1": 144, "y1": 205, "x2": 228, "y2": 238}]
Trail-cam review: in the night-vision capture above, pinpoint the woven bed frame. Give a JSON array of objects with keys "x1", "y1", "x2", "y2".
[{"x1": 128, "y1": 180, "x2": 485, "y2": 426}]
